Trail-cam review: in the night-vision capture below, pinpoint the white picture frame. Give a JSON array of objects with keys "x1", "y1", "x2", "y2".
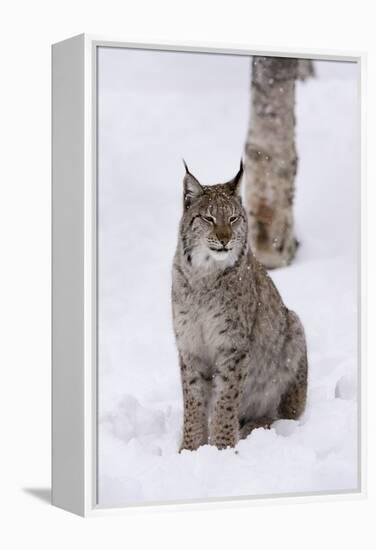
[{"x1": 52, "y1": 33, "x2": 365, "y2": 517}]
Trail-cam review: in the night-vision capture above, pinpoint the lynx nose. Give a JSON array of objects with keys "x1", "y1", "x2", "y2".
[{"x1": 215, "y1": 226, "x2": 232, "y2": 247}]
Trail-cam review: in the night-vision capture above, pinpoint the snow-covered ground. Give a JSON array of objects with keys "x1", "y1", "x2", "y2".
[{"x1": 97, "y1": 48, "x2": 359, "y2": 507}]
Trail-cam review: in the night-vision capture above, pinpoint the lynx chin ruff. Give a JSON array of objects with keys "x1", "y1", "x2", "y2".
[{"x1": 172, "y1": 161, "x2": 308, "y2": 451}]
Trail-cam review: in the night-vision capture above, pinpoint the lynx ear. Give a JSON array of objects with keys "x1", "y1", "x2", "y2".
[
  {"x1": 226, "y1": 159, "x2": 244, "y2": 197},
  {"x1": 182, "y1": 160, "x2": 203, "y2": 207}
]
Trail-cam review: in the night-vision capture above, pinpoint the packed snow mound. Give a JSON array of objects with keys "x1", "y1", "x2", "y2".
[
  {"x1": 97, "y1": 50, "x2": 359, "y2": 506},
  {"x1": 99, "y1": 386, "x2": 357, "y2": 506}
]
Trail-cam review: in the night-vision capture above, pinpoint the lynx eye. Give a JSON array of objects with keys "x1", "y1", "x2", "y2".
[
  {"x1": 201, "y1": 215, "x2": 215, "y2": 224},
  {"x1": 229, "y1": 215, "x2": 239, "y2": 224}
]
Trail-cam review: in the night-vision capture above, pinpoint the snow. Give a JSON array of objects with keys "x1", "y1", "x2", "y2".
[{"x1": 97, "y1": 48, "x2": 359, "y2": 507}]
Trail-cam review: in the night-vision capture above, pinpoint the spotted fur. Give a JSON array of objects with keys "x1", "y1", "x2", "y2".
[{"x1": 172, "y1": 162, "x2": 308, "y2": 451}]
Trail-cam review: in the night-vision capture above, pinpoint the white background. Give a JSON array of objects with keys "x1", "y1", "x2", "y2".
[{"x1": 0, "y1": 1, "x2": 375, "y2": 549}]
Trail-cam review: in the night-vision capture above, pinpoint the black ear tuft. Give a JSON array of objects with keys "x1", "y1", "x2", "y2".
[
  {"x1": 182, "y1": 160, "x2": 203, "y2": 208},
  {"x1": 227, "y1": 159, "x2": 244, "y2": 196},
  {"x1": 182, "y1": 159, "x2": 190, "y2": 174}
]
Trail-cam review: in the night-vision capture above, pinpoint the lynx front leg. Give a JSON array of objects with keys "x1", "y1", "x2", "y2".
[
  {"x1": 209, "y1": 351, "x2": 247, "y2": 449},
  {"x1": 180, "y1": 355, "x2": 211, "y2": 452}
]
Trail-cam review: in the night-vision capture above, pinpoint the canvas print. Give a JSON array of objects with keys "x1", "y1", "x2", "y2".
[{"x1": 97, "y1": 47, "x2": 359, "y2": 507}]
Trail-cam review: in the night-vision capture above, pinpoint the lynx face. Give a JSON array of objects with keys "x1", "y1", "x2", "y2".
[{"x1": 180, "y1": 162, "x2": 247, "y2": 269}]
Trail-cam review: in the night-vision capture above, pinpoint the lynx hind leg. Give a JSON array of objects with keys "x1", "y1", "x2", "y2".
[
  {"x1": 239, "y1": 416, "x2": 273, "y2": 440},
  {"x1": 278, "y1": 353, "x2": 307, "y2": 419},
  {"x1": 278, "y1": 311, "x2": 308, "y2": 420}
]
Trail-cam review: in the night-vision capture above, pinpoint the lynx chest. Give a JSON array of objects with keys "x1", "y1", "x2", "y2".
[{"x1": 172, "y1": 272, "x2": 251, "y2": 368}]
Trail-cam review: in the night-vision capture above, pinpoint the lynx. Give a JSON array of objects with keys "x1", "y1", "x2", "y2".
[{"x1": 171, "y1": 161, "x2": 308, "y2": 451}]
